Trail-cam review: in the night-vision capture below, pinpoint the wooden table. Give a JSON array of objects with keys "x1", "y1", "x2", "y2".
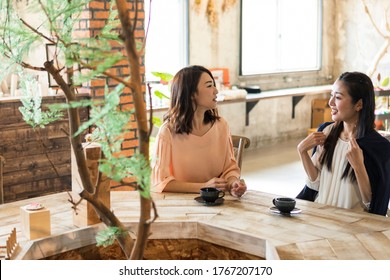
[{"x1": 1, "y1": 190, "x2": 390, "y2": 259}]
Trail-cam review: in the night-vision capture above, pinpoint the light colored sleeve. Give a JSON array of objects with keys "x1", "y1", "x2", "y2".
[
  {"x1": 305, "y1": 144, "x2": 323, "y2": 191},
  {"x1": 151, "y1": 126, "x2": 175, "y2": 193}
]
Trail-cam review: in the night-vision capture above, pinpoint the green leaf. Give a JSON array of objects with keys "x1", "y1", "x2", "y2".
[
  {"x1": 381, "y1": 77, "x2": 389, "y2": 87},
  {"x1": 154, "y1": 90, "x2": 170, "y2": 100},
  {"x1": 152, "y1": 116, "x2": 162, "y2": 127},
  {"x1": 74, "y1": 84, "x2": 124, "y2": 136},
  {"x1": 96, "y1": 226, "x2": 127, "y2": 247},
  {"x1": 151, "y1": 72, "x2": 173, "y2": 82}
]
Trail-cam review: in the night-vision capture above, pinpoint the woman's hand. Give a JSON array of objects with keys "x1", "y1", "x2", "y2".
[
  {"x1": 229, "y1": 179, "x2": 247, "y2": 198},
  {"x1": 204, "y1": 177, "x2": 228, "y2": 190},
  {"x1": 346, "y1": 137, "x2": 364, "y2": 170},
  {"x1": 297, "y1": 132, "x2": 326, "y2": 154}
]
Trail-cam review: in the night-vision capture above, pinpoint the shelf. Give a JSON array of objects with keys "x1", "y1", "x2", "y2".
[
  {"x1": 374, "y1": 89, "x2": 390, "y2": 97},
  {"x1": 375, "y1": 113, "x2": 390, "y2": 121}
]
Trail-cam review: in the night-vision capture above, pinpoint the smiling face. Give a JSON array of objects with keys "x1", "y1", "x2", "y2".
[
  {"x1": 329, "y1": 79, "x2": 362, "y2": 124},
  {"x1": 193, "y1": 72, "x2": 218, "y2": 111}
]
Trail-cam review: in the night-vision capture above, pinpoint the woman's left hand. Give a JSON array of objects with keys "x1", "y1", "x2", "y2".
[
  {"x1": 229, "y1": 179, "x2": 247, "y2": 198},
  {"x1": 346, "y1": 137, "x2": 364, "y2": 170}
]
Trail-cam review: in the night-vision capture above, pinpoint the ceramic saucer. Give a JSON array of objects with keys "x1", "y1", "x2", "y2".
[
  {"x1": 269, "y1": 206, "x2": 301, "y2": 215},
  {"x1": 25, "y1": 202, "x2": 44, "y2": 211},
  {"x1": 194, "y1": 196, "x2": 224, "y2": 206}
]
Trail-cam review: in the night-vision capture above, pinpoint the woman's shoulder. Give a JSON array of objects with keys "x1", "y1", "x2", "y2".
[
  {"x1": 157, "y1": 121, "x2": 173, "y2": 139},
  {"x1": 217, "y1": 116, "x2": 228, "y2": 125},
  {"x1": 363, "y1": 130, "x2": 390, "y2": 146},
  {"x1": 360, "y1": 130, "x2": 390, "y2": 159},
  {"x1": 319, "y1": 122, "x2": 334, "y2": 135},
  {"x1": 213, "y1": 116, "x2": 230, "y2": 131}
]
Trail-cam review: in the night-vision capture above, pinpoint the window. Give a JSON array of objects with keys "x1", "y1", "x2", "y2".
[
  {"x1": 144, "y1": 0, "x2": 188, "y2": 82},
  {"x1": 240, "y1": 0, "x2": 322, "y2": 75}
]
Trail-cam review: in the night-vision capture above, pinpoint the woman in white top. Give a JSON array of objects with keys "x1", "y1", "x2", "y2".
[{"x1": 297, "y1": 72, "x2": 390, "y2": 215}]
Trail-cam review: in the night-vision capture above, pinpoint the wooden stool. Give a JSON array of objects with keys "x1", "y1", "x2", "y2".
[{"x1": 20, "y1": 205, "x2": 51, "y2": 240}]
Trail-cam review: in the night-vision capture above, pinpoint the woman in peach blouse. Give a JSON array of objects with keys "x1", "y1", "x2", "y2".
[{"x1": 151, "y1": 65, "x2": 247, "y2": 197}]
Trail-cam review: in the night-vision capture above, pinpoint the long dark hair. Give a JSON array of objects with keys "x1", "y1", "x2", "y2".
[
  {"x1": 164, "y1": 65, "x2": 220, "y2": 134},
  {"x1": 319, "y1": 71, "x2": 376, "y2": 181}
]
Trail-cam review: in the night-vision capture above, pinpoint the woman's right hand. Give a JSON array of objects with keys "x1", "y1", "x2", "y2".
[
  {"x1": 297, "y1": 132, "x2": 326, "y2": 154},
  {"x1": 204, "y1": 177, "x2": 228, "y2": 191}
]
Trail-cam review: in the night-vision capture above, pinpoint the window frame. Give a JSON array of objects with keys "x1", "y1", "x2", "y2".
[{"x1": 239, "y1": 0, "x2": 323, "y2": 77}]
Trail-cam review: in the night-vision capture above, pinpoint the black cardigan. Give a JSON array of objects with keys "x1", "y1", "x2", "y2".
[{"x1": 297, "y1": 122, "x2": 390, "y2": 216}]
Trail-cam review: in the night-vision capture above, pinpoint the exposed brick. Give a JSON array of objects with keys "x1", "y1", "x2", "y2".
[
  {"x1": 91, "y1": 79, "x2": 107, "y2": 87},
  {"x1": 121, "y1": 66, "x2": 130, "y2": 76},
  {"x1": 94, "y1": 11, "x2": 110, "y2": 19},
  {"x1": 123, "y1": 131, "x2": 136, "y2": 140},
  {"x1": 120, "y1": 95, "x2": 133, "y2": 104},
  {"x1": 73, "y1": 30, "x2": 90, "y2": 39},
  {"x1": 117, "y1": 148, "x2": 135, "y2": 158},
  {"x1": 89, "y1": 1, "x2": 105, "y2": 10},
  {"x1": 89, "y1": 19, "x2": 106, "y2": 29},
  {"x1": 78, "y1": 10, "x2": 91, "y2": 20},
  {"x1": 73, "y1": 0, "x2": 146, "y2": 190},
  {"x1": 121, "y1": 176, "x2": 137, "y2": 184},
  {"x1": 93, "y1": 88, "x2": 106, "y2": 96},
  {"x1": 122, "y1": 139, "x2": 138, "y2": 149},
  {"x1": 110, "y1": 180, "x2": 121, "y2": 187},
  {"x1": 121, "y1": 103, "x2": 135, "y2": 111}
]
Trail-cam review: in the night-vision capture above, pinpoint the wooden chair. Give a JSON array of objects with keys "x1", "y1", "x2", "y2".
[{"x1": 231, "y1": 135, "x2": 250, "y2": 170}]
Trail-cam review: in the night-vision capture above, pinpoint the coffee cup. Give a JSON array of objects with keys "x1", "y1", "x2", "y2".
[
  {"x1": 272, "y1": 197, "x2": 296, "y2": 213},
  {"x1": 200, "y1": 187, "x2": 225, "y2": 203}
]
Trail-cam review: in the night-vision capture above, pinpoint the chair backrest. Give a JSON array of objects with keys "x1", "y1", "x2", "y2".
[{"x1": 231, "y1": 135, "x2": 250, "y2": 170}]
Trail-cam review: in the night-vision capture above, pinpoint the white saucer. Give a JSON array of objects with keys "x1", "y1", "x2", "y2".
[
  {"x1": 269, "y1": 206, "x2": 301, "y2": 215},
  {"x1": 194, "y1": 196, "x2": 224, "y2": 206},
  {"x1": 25, "y1": 202, "x2": 44, "y2": 211}
]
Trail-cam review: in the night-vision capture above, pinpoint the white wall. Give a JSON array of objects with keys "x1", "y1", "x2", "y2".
[
  {"x1": 189, "y1": 0, "x2": 389, "y2": 88},
  {"x1": 185, "y1": 0, "x2": 390, "y2": 146},
  {"x1": 188, "y1": 0, "x2": 335, "y2": 91},
  {"x1": 334, "y1": 0, "x2": 390, "y2": 82}
]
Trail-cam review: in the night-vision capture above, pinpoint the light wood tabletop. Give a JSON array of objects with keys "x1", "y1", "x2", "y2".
[{"x1": 1, "y1": 190, "x2": 389, "y2": 259}]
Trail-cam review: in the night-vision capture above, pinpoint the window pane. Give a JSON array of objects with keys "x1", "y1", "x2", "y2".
[
  {"x1": 144, "y1": 0, "x2": 188, "y2": 81},
  {"x1": 240, "y1": 0, "x2": 322, "y2": 75},
  {"x1": 241, "y1": 0, "x2": 278, "y2": 74}
]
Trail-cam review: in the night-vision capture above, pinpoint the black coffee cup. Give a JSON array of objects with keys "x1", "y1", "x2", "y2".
[
  {"x1": 272, "y1": 197, "x2": 296, "y2": 213},
  {"x1": 200, "y1": 187, "x2": 225, "y2": 203}
]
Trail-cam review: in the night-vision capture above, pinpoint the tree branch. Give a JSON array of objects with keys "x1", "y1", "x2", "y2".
[
  {"x1": 78, "y1": 61, "x2": 133, "y2": 90},
  {"x1": 116, "y1": 0, "x2": 152, "y2": 260},
  {"x1": 146, "y1": 83, "x2": 154, "y2": 139},
  {"x1": 19, "y1": 18, "x2": 55, "y2": 44},
  {"x1": 367, "y1": 38, "x2": 390, "y2": 78},
  {"x1": 361, "y1": 0, "x2": 388, "y2": 38},
  {"x1": 361, "y1": 0, "x2": 390, "y2": 77},
  {"x1": 3, "y1": 53, "x2": 46, "y2": 71}
]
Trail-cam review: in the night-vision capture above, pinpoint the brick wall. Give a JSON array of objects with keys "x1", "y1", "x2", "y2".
[
  {"x1": 76, "y1": 0, "x2": 145, "y2": 189},
  {"x1": 0, "y1": 1, "x2": 145, "y2": 202}
]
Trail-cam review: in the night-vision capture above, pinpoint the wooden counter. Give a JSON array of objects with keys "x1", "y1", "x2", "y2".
[{"x1": 1, "y1": 190, "x2": 389, "y2": 259}]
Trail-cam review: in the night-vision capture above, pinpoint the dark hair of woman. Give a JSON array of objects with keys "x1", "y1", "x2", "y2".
[
  {"x1": 319, "y1": 71, "x2": 376, "y2": 181},
  {"x1": 163, "y1": 65, "x2": 220, "y2": 134}
]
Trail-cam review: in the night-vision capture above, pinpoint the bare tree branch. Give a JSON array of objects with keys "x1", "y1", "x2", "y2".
[
  {"x1": 19, "y1": 18, "x2": 55, "y2": 44},
  {"x1": 361, "y1": 0, "x2": 390, "y2": 77},
  {"x1": 116, "y1": 0, "x2": 153, "y2": 260}
]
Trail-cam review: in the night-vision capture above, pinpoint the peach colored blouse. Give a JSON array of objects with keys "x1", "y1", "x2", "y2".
[{"x1": 151, "y1": 117, "x2": 240, "y2": 192}]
